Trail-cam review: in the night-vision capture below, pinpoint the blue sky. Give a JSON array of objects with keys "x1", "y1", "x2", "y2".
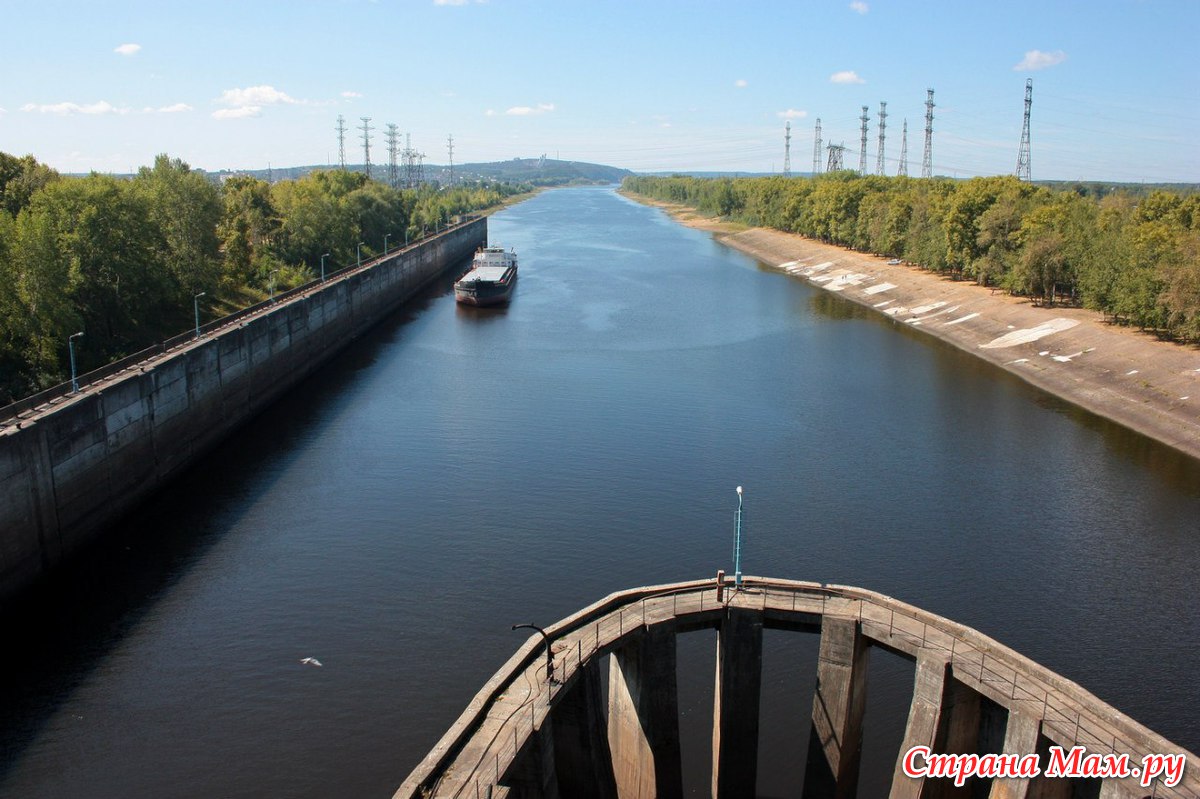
[{"x1": 2, "y1": 0, "x2": 1197, "y2": 182}]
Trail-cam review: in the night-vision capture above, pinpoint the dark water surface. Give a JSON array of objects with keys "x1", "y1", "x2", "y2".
[{"x1": 2, "y1": 187, "x2": 1198, "y2": 798}]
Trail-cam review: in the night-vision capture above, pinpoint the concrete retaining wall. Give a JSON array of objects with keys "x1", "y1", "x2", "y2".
[{"x1": 0, "y1": 217, "x2": 486, "y2": 605}]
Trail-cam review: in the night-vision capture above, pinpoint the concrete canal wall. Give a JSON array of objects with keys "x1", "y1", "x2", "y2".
[{"x1": 0, "y1": 216, "x2": 486, "y2": 606}]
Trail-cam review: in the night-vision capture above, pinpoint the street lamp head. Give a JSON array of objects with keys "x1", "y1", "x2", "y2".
[
  {"x1": 736, "y1": 485, "x2": 743, "y2": 495},
  {"x1": 71, "y1": 331, "x2": 84, "y2": 340}
]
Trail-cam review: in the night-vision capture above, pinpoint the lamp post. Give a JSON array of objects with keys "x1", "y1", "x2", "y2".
[
  {"x1": 68, "y1": 331, "x2": 84, "y2": 393},
  {"x1": 193, "y1": 291, "x2": 206, "y2": 339},
  {"x1": 357, "y1": 241, "x2": 365, "y2": 268},
  {"x1": 320, "y1": 252, "x2": 330, "y2": 282},
  {"x1": 383, "y1": 234, "x2": 391, "y2": 254},
  {"x1": 512, "y1": 623, "x2": 554, "y2": 687},
  {"x1": 733, "y1": 485, "x2": 744, "y2": 587},
  {"x1": 269, "y1": 269, "x2": 279, "y2": 302}
]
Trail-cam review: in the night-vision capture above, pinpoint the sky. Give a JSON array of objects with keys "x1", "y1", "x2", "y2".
[{"x1": 2, "y1": 0, "x2": 1197, "y2": 183}]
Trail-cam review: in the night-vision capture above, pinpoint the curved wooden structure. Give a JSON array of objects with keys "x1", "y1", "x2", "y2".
[{"x1": 397, "y1": 577, "x2": 1196, "y2": 799}]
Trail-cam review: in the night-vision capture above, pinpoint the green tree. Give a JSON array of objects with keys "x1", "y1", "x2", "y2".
[
  {"x1": 0, "y1": 152, "x2": 60, "y2": 217},
  {"x1": 1159, "y1": 231, "x2": 1200, "y2": 340},
  {"x1": 219, "y1": 175, "x2": 279, "y2": 287},
  {"x1": 135, "y1": 155, "x2": 223, "y2": 297},
  {"x1": 30, "y1": 175, "x2": 177, "y2": 365}
]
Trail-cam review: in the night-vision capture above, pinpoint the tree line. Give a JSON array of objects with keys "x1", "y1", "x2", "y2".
[
  {"x1": 623, "y1": 173, "x2": 1200, "y2": 343},
  {"x1": 0, "y1": 152, "x2": 526, "y2": 404}
]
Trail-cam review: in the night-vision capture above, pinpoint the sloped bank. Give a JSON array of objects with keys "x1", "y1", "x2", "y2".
[
  {"x1": 0, "y1": 217, "x2": 487, "y2": 606},
  {"x1": 631, "y1": 195, "x2": 1200, "y2": 463}
]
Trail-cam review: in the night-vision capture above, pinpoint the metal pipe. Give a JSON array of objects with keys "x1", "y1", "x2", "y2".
[{"x1": 511, "y1": 623, "x2": 554, "y2": 686}]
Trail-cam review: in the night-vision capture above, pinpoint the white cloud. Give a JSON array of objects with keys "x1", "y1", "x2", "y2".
[
  {"x1": 1014, "y1": 49, "x2": 1067, "y2": 71},
  {"x1": 777, "y1": 109, "x2": 808, "y2": 119},
  {"x1": 734, "y1": 79, "x2": 748, "y2": 88},
  {"x1": 218, "y1": 85, "x2": 300, "y2": 108},
  {"x1": 505, "y1": 103, "x2": 555, "y2": 116},
  {"x1": 485, "y1": 109, "x2": 497, "y2": 116},
  {"x1": 158, "y1": 103, "x2": 193, "y2": 113},
  {"x1": 114, "y1": 43, "x2": 141, "y2": 56},
  {"x1": 213, "y1": 106, "x2": 262, "y2": 120},
  {"x1": 214, "y1": 85, "x2": 305, "y2": 119},
  {"x1": 21, "y1": 100, "x2": 130, "y2": 115},
  {"x1": 849, "y1": 1, "x2": 869, "y2": 14},
  {"x1": 341, "y1": 90, "x2": 363, "y2": 98},
  {"x1": 830, "y1": 70, "x2": 865, "y2": 84}
]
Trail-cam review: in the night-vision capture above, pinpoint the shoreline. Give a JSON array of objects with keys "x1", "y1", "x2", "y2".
[{"x1": 624, "y1": 191, "x2": 1200, "y2": 464}]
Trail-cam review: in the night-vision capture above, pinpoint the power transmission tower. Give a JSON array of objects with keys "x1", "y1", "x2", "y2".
[
  {"x1": 826, "y1": 143, "x2": 846, "y2": 172},
  {"x1": 783, "y1": 121, "x2": 791, "y2": 177},
  {"x1": 1016, "y1": 78, "x2": 1033, "y2": 181},
  {"x1": 858, "y1": 105, "x2": 870, "y2": 174},
  {"x1": 402, "y1": 133, "x2": 419, "y2": 189},
  {"x1": 921, "y1": 89, "x2": 935, "y2": 178},
  {"x1": 386, "y1": 124, "x2": 400, "y2": 187},
  {"x1": 336, "y1": 115, "x2": 347, "y2": 170},
  {"x1": 876, "y1": 101, "x2": 888, "y2": 175},
  {"x1": 812, "y1": 118, "x2": 823, "y2": 175},
  {"x1": 898, "y1": 119, "x2": 909, "y2": 176},
  {"x1": 447, "y1": 134, "x2": 455, "y2": 186},
  {"x1": 359, "y1": 117, "x2": 373, "y2": 179}
]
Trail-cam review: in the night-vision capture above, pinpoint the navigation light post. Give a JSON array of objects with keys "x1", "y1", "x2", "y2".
[
  {"x1": 193, "y1": 292, "x2": 206, "y2": 339},
  {"x1": 68, "y1": 331, "x2": 84, "y2": 393},
  {"x1": 734, "y1": 486, "x2": 744, "y2": 587}
]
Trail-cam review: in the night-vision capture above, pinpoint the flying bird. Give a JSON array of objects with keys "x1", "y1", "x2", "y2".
[{"x1": 300, "y1": 657, "x2": 323, "y2": 667}]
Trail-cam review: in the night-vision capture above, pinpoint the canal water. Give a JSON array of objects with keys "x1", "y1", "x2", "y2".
[{"x1": 1, "y1": 187, "x2": 1197, "y2": 798}]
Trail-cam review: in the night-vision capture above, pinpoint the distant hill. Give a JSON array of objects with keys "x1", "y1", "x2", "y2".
[
  {"x1": 443, "y1": 158, "x2": 633, "y2": 185},
  {"x1": 636, "y1": 170, "x2": 783, "y2": 179},
  {"x1": 194, "y1": 158, "x2": 632, "y2": 187}
]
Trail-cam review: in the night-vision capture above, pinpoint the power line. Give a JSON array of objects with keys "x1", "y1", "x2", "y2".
[
  {"x1": 812, "y1": 118, "x2": 823, "y2": 176},
  {"x1": 336, "y1": 113, "x2": 345, "y2": 169},
  {"x1": 386, "y1": 124, "x2": 400, "y2": 187},
  {"x1": 1016, "y1": 78, "x2": 1033, "y2": 181},
  {"x1": 876, "y1": 101, "x2": 888, "y2": 176},
  {"x1": 858, "y1": 105, "x2": 870, "y2": 174},
  {"x1": 782, "y1": 119, "x2": 792, "y2": 176},
  {"x1": 922, "y1": 89, "x2": 935, "y2": 178},
  {"x1": 827, "y1": 142, "x2": 846, "y2": 172},
  {"x1": 359, "y1": 117, "x2": 373, "y2": 180}
]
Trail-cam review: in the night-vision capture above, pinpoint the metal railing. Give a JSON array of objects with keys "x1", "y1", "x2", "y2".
[
  {"x1": 403, "y1": 577, "x2": 1198, "y2": 799},
  {"x1": 0, "y1": 216, "x2": 482, "y2": 426}
]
